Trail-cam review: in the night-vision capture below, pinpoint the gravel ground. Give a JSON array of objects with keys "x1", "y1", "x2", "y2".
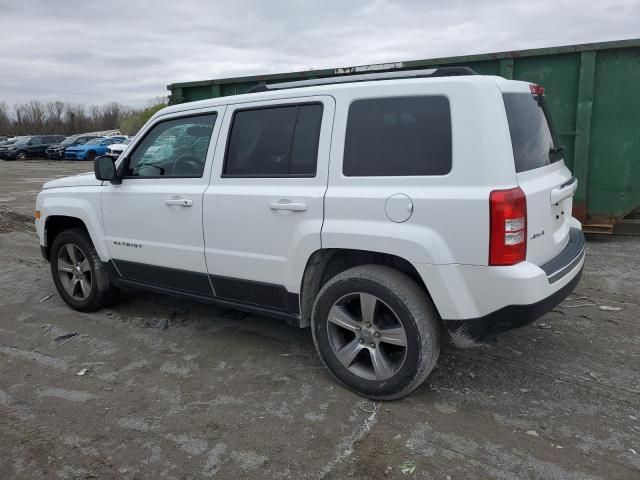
[{"x1": 0, "y1": 160, "x2": 639, "y2": 480}]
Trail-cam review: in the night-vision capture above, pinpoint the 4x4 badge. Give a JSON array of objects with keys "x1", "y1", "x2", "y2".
[{"x1": 530, "y1": 230, "x2": 545, "y2": 240}]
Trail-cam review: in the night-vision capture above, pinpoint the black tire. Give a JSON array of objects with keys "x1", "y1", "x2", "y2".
[
  {"x1": 86, "y1": 150, "x2": 97, "y2": 161},
  {"x1": 16, "y1": 151, "x2": 28, "y2": 161},
  {"x1": 50, "y1": 228, "x2": 119, "y2": 312},
  {"x1": 311, "y1": 265, "x2": 440, "y2": 400}
]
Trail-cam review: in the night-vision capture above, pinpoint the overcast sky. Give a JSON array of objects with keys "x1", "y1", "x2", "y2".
[{"x1": 0, "y1": 0, "x2": 638, "y2": 107}]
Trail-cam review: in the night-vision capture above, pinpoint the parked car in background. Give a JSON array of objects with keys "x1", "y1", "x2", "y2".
[
  {"x1": 0, "y1": 137, "x2": 23, "y2": 159},
  {"x1": 64, "y1": 136, "x2": 128, "y2": 161},
  {"x1": 3, "y1": 135, "x2": 65, "y2": 160},
  {"x1": 46, "y1": 134, "x2": 102, "y2": 159},
  {"x1": 1, "y1": 138, "x2": 18, "y2": 157},
  {"x1": 105, "y1": 138, "x2": 131, "y2": 159}
]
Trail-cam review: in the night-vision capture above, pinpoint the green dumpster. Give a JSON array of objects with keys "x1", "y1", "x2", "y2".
[{"x1": 167, "y1": 39, "x2": 640, "y2": 232}]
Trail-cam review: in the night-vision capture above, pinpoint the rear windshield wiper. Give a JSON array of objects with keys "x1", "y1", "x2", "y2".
[{"x1": 549, "y1": 146, "x2": 565, "y2": 161}]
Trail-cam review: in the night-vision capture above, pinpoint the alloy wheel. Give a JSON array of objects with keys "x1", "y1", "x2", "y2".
[
  {"x1": 326, "y1": 292, "x2": 408, "y2": 381},
  {"x1": 57, "y1": 243, "x2": 92, "y2": 300}
]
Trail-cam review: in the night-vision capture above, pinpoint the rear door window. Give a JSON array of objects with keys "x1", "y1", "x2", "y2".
[
  {"x1": 343, "y1": 96, "x2": 452, "y2": 176},
  {"x1": 224, "y1": 103, "x2": 323, "y2": 177},
  {"x1": 503, "y1": 93, "x2": 561, "y2": 173}
]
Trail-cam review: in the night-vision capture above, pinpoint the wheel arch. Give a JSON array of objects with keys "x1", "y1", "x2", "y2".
[
  {"x1": 43, "y1": 216, "x2": 90, "y2": 260},
  {"x1": 40, "y1": 198, "x2": 109, "y2": 262},
  {"x1": 299, "y1": 248, "x2": 435, "y2": 328}
]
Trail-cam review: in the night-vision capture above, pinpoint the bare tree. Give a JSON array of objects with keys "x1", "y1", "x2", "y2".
[
  {"x1": 0, "y1": 102, "x2": 11, "y2": 135},
  {"x1": 46, "y1": 101, "x2": 66, "y2": 134},
  {"x1": 14, "y1": 103, "x2": 26, "y2": 135},
  {"x1": 0, "y1": 98, "x2": 165, "y2": 136},
  {"x1": 23, "y1": 100, "x2": 47, "y2": 133},
  {"x1": 64, "y1": 103, "x2": 88, "y2": 134}
]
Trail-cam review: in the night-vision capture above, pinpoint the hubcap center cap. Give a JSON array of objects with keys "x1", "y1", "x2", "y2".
[{"x1": 360, "y1": 328, "x2": 376, "y2": 344}]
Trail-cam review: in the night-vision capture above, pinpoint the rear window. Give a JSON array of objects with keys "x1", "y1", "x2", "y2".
[
  {"x1": 503, "y1": 93, "x2": 560, "y2": 173},
  {"x1": 343, "y1": 96, "x2": 452, "y2": 176}
]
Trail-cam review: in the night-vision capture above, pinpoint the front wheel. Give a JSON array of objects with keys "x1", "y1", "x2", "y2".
[
  {"x1": 311, "y1": 265, "x2": 440, "y2": 400},
  {"x1": 86, "y1": 150, "x2": 97, "y2": 161},
  {"x1": 16, "y1": 151, "x2": 28, "y2": 161},
  {"x1": 50, "y1": 228, "x2": 119, "y2": 312}
]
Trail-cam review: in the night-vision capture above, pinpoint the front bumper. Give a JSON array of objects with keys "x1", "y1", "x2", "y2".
[
  {"x1": 46, "y1": 149, "x2": 64, "y2": 159},
  {"x1": 65, "y1": 151, "x2": 85, "y2": 160}
]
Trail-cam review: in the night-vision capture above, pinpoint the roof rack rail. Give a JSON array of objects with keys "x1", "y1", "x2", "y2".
[{"x1": 247, "y1": 66, "x2": 477, "y2": 93}]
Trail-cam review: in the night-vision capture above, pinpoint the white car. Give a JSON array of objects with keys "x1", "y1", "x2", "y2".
[
  {"x1": 105, "y1": 138, "x2": 131, "y2": 159},
  {"x1": 35, "y1": 68, "x2": 584, "y2": 399}
]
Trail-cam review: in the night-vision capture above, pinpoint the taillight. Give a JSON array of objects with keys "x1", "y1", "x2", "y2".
[
  {"x1": 489, "y1": 187, "x2": 527, "y2": 266},
  {"x1": 529, "y1": 84, "x2": 545, "y2": 96}
]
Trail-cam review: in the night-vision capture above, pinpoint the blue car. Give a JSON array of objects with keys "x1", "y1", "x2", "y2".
[{"x1": 65, "y1": 136, "x2": 128, "y2": 161}]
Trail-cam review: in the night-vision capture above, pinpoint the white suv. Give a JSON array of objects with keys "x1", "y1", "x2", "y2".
[{"x1": 35, "y1": 68, "x2": 585, "y2": 399}]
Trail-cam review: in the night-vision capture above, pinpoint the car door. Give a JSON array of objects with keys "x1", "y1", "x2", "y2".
[
  {"x1": 203, "y1": 96, "x2": 334, "y2": 313},
  {"x1": 101, "y1": 109, "x2": 224, "y2": 295},
  {"x1": 27, "y1": 137, "x2": 43, "y2": 156}
]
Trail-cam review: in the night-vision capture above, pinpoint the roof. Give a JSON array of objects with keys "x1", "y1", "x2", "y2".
[{"x1": 159, "y1": 73, "x2": 510, "y2": 118}]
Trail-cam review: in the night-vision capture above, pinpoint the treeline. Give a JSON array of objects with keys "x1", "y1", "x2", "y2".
[{"x1": 0, "y1": 100, "x2": 166, "y2": 137}]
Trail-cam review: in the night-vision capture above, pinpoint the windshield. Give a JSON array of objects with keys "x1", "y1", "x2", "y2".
[
  {"x1": 85, "y1": 138, "x2": 103, "y2": 146},
  {"x1": 503, "y1": 93, "x2": 561, "y2": 173}
]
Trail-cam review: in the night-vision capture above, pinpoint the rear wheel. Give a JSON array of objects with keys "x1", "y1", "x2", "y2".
[
  {"x1": 50, "y1": 228, "x2": 119, "y2": 312},
  {"x1": 311, "y1": 265, "x2": 440, "y2": 400}
]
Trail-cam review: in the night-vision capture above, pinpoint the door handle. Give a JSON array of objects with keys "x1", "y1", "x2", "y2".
[
  {"x1": 165, "y1": 198, "x2": 193, "y2": 207},
  {"x1": 270, "y1": 201, "x2": 307, "y2": 212},
  {"x1": 550, "y1": 176, "x2": 577, "y2": 204}
]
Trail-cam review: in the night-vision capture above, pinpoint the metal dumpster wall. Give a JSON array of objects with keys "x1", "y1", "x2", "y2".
[{"x1": 167, "y1": 40, "x2": 640, "y2": 230}]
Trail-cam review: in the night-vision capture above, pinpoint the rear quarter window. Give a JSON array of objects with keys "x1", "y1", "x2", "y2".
[
  {"x1": 343, "y1": 96, "x2": 452, "y2": 176},
  {"x1": 503, "y1": 93, "x2": 560, "y2": 173}
]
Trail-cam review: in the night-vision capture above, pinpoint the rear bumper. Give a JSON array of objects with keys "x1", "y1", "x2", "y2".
[
  {"x1": 443, "y1": 264, "x2": 582, "y2": 346},
  {"x1": 415, "y1": 228, "x2": 586, "y2": 346}
]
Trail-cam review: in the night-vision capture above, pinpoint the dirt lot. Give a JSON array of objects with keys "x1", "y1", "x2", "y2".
[{"x1": 0, "y1": 160, "x2": 638, "y2": 480}]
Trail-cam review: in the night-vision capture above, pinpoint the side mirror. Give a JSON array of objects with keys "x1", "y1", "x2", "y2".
[{"x1": 94, "y1": 156, "x2": 121, "y2": 184}]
